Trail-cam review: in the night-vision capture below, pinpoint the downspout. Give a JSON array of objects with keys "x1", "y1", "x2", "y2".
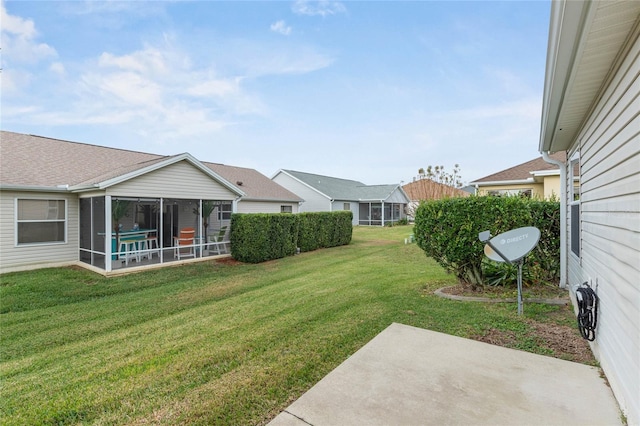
[{"x1": 541, "y1": 151, "x2": 567, "y2": 289}]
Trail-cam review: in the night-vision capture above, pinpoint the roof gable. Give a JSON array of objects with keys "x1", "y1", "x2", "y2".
[
  {"x1": 0, "y1": 131, "x2": 243, "y2": 195},
  {"x1": 278, "y1": 169, "x2": 408, "y2": 202}
]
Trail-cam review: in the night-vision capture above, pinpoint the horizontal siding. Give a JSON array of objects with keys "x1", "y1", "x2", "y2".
[
  {"x1": 569, "y1": 33, "x2": 640, "y2": 424},
  {"x1": 237, "y1": 201, "x2": 299, "y2": 214},
  {"x1": 108, "y1": 161, "x2": 237, "y2": 200},
  {"x1": 0, "y1": 191, "x2": 79, "y2": 273},
  {"x1": 273, "y1": 173, "x2": 331, "y2": 213}
]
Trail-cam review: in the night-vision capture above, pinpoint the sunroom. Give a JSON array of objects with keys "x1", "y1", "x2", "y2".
[{"x1": 75, "y1": 154, "x2": 244, "y2": 274}]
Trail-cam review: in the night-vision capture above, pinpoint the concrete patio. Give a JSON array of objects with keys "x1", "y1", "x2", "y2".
[{"x1": 269, "y1": 323, "x2": 621, "y2": 426}]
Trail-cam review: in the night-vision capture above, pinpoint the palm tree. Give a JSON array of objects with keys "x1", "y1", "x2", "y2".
[
  {"x1": 112, "y1": 199, "x2": 131, "y2": 242},
  {"x1": 193, "y1": 201, "x2": 217, "y2": 239}
]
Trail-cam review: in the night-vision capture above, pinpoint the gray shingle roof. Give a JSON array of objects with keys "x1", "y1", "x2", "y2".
[
  {"x1": 1, "y1": 131, "x2": 162, "y2": 188},
  {"x1": 0, "y1": 131, "x2": 298, "y2": 202},
  {"x1": 282, "y1": 170, "x2": 403, "y2": 201},
  {"x1": 206, "y1": 163, "x2": 302, "y2": 202}
]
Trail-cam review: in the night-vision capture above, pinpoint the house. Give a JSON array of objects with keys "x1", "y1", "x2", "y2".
[
  {"x1": 0, "y1": 131, "x2": 297, "y2": 275},
  {"x1": 539, "y1": 1, "x2": 640, "y2": 424},
  {"x1": 205, "y1": 163, "x2": 303, "y2": 214},
  {"x1": 469, "y1": 152, "x2": 570, "y2": 199},
  {"x1": 272, "y1": 169, "x2": 410, "y2": 226},
  {"x1": 402, "y1": 178, "x2": 470, "y2": 220}
]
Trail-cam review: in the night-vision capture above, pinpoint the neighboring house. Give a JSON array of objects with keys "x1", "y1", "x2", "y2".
[
  {"x1": 272, "y1": 169, "x2": 409, "y2": 226},
  {"x1": 470, "y1": 152, "x2": 570, "y2": 199},
  {"x1": 539, "y1": 1, "x2": 639, "y2": 424},
  {"x1": 205, "y1": 163, "x2": 302, "y2": 214},
  {"x1": 402, "y1": 178, "x2": 470, "y2": 220},
  {"x1": 0, "y1": 131, "x2": 294, "y2": 275}
]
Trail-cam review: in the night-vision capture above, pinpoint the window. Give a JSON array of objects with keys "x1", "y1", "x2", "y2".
[
  {"x1": 281, "y1": 205, "x2": 293, "y2": 213},
  {"x1": 218, "y1": 203, "x2": 232, "y2": 221},
  {"x1": 343, "y1": 203, "x2": 350, "y2": 211},
  {"x1": 16, "y1": 199, "x2": 66, "y2": 244},
  {"x1": 570, "y1": 156, "x2": 581, "y2": 256},
  {"x1": 487, "y1": 189, "x2": 532, "y2": 198}
]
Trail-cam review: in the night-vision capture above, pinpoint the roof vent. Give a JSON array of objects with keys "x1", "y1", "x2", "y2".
[{"x1": 236, "y1": 181, "x2": 243, "y2": 186}]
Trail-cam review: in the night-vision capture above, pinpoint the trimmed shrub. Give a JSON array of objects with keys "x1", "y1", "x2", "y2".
[
  {"x1": 230, "y1": 211, "x2": 352, "y2": 263},
  {"x1": 414, "y1": 196, "x2": 560, "y2": 288},
  {"x1": 230, "y1": 213, "x2": 298, "y2": 263}
]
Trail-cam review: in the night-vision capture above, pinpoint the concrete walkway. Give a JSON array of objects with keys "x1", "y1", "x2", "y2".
[{"x1": 269, "y1": 323, "x2": 621, "y2": 426}]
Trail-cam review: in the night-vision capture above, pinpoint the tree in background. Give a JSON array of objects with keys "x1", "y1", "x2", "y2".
[{"x1": 404, "y1": 164, "x2": 468, "y2": 219}]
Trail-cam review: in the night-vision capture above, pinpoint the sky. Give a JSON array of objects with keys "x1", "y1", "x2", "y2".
[{"x1": 1, "y1": 0, "x2": 552, "y2": 186}]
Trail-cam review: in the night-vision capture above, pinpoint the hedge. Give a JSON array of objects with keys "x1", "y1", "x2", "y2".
[
  {"x1": 414, "y1": 196, "x2": 560, "y2": 288},
  {"x1": 297, "y1": 211, "x2": 353, "y2": 252},
  {"x1": 230, "y1": 211, "x2": 353, "y2": 263}
]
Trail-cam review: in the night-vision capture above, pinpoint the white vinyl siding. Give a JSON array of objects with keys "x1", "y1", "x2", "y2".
[
  {"x1": 107, "y1": 161, "x2": 237, "y2": 200},
  {"x1": 0, "y1": 191, "x2": 79, "y2": 273},
  {"x1": 331, "y1": 200, "x2": 358, "y2": 225},
  {"x1": 567, "y1": 34, "x2": 639, "y2": 423},
  {"x1": 273, "y1": 172, "x2": 331, "y2": 213},
  {"x1": 236, "y1": 201, "x2": 299, "y2": 214}
]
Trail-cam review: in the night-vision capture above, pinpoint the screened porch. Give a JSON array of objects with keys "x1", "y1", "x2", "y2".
[{"x1": 79, "y1": 196, "x2": 233, "y2": 272}]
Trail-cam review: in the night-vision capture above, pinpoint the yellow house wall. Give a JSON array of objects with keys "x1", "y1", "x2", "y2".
[
  {"x1": 543, "y1": 175, "x2": 561, "y2": 200},
  {"x1": 476, "y1": 183, "x2": 544, "y2": 198}
]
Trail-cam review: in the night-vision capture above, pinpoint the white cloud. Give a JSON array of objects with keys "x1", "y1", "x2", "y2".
[
  {"x1": 1, "y1": 1, "x2": 57, "y2": 64},
  {"x1": 270, "y1": 20, "x2": 292, "y2": 36},
  {"x1": 292, "y1": 0, "x2": 346, "y2": 17},
  {"x1": 50, "y1": 62, "x2": 66, "y2": 76}
]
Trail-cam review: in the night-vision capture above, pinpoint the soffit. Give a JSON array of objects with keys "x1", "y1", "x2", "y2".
[{"x1": 543, "y1": 1, "x2": 640, "y2": 152}]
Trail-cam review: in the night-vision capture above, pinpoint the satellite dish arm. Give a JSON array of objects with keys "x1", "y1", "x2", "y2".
[
  {"x1": 486, "y1": 240, "x2": 513, "y2": 265},
  {"x1": 479, "y1": 230, "x2": 513, "y2": 264}
]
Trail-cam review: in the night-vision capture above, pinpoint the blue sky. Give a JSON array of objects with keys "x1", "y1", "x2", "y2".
[{"x1": 1, "y1": 0, "x2": 551, "y2": 185}]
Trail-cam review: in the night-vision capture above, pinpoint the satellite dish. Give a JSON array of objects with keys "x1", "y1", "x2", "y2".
[
  {"x1": 479, "y1": 226, "x2": 541, "y2": 315},
  {"x1": 483, "y1": 227, "x2": 541, "y2": 264}
]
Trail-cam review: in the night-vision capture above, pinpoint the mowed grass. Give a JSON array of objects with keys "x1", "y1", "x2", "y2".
[{"x1": 1, "y1": 226, "x2": 575, "y2": 425}]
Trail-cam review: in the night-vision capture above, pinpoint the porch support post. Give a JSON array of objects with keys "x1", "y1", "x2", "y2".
[{"x1": 105, "y1": 195, "x2": 112, "y2": 272}]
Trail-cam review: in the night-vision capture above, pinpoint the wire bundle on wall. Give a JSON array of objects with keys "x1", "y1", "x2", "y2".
[{"x1": 576, "y1": 282, "x2": 598, "y2": 341}]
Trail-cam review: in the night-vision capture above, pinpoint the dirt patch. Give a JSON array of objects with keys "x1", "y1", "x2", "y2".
[
  {"x1": 473, "y1": 319, "x2": 595, "y2": 365},
  {"x1": 442, "y1": 283, "x2": 568, "y2": 300},
  {"x1": 215, "y1": 257, "x2": 243, "y2": 266}
]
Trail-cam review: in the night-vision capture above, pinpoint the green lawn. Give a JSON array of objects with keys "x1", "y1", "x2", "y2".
[{"x1": 1, "y1": 226, "x2": 579, "y2": 425}]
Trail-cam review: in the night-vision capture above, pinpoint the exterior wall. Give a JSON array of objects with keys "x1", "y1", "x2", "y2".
[
  {"x1": 272, "y1": 172, "x2": 331, "y2": 213},
  {"x1": 107, "y1": 161, "x2": 237, "y2": 200},
  {"x1": 542, "y1": 175, "x2": 561, "y2": 200},
  {"x1": 385, "y1": 187, "x2": 409, "y2": 204},
  {"x1": 566, "y1": 34, "x2": 639, "y2": 425},
  {"x1": 476, "y1": 183, "x2": 544, "y2": 198},
  {"x1": 237, "y1": 201, "x2": 299, "y2": 214},
  {"x1": 0, "y1": 190, "x2": 79, "y2": 273},
  {"x1": 331, "y1": 200, "x2": 359, "y2": 225}
]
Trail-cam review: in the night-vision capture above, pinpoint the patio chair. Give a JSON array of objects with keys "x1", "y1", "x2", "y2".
[
  {"x1": 207, "y1": 226, "x2": 229, "y2": 255},
  {"x1": 144, "y1": 231, "x2": 159, "y2": 259},
  {"x1": 173, "y1": 227, "x2": 196, "y2": 260}
]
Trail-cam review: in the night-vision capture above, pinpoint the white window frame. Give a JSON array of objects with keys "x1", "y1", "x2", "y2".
[
  {"x1": 343, "y1": 202, "x2": 351, "y2": 211},
  {"x1": 280, "y1": 205, "x2": 293, "y2": 213},
  {"x1": 15, "y1": 198, "x2": 68, "y2": 246}
]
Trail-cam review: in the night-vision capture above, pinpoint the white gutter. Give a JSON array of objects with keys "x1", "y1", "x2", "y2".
[{"x1": 541, "y1": 151, "x2": 567, "y2": 289}]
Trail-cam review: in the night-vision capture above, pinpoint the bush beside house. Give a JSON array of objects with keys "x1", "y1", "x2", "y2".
[
  {"x1": 414, "y1": 196, "x2": 560, "y2": 288},
  {"x1": 230, "y1": 211, "x2": 353, "y2": 263}
]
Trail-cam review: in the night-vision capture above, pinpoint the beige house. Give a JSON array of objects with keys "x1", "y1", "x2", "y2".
[
  {"x1": 0, "y1": 131, "x2": 301, "y2": 275},
  {"x1": 539, "y1": 1, "x2": 640, "y2": 423},
  {"x1": 470, "y1": 152, "x2": 569, "y2": 200}
]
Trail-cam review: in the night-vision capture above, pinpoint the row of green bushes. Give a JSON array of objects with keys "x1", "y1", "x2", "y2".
[
  {"x1": 414, "y1": 196, "x2": 560, "y2": 288},
  {"x1": 230, "y1": 211, "x2": 353, "y2": 263}
]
